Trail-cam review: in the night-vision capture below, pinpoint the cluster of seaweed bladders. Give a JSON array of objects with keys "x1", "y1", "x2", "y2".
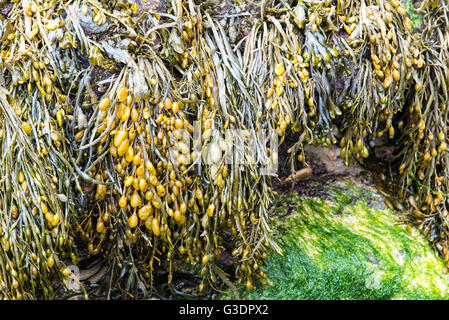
[{"x1": 0, "y1": 0, "x2": 446, "y2": 299}]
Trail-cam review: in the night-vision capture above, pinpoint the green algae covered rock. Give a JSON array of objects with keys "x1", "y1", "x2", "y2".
[{"x1": 226, "y1": 179, "x2": 449, "y2": 300}]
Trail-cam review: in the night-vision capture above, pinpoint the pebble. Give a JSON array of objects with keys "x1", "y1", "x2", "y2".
[{"x1": 328, "y1": 149, "x2": 338, "y2": 161}]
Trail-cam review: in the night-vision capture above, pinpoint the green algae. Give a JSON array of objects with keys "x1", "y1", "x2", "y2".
[
  {"x1": 222, "y1": 180, "x2": 449, "y2": 300},
  {"x1": 406, "y1": 0, "x2": 423, "y2": 32}
]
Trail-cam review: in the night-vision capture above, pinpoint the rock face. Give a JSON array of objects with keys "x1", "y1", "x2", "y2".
[{"x1": 229, "y1": 179, "x2": 449, "y2": 300}]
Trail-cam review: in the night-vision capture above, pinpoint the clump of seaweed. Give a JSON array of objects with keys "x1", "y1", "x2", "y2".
[{"x1": 390, "y1": 1, "x2": 449, "y2": 269}]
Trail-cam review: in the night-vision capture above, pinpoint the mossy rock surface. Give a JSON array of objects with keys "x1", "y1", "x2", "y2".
[{"x1": 223, "y1": 179, "x2": 449, "y2": 300}]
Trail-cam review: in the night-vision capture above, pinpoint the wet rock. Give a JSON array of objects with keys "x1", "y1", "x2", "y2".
[
  {"x1": 229, "y1": 179, "x2": 449, "y2": 300},
  {"x1": 304, "y1": 144, "x2": 362, "y2": 176},
  {"x1": 78, "y1": 8, "x2": 109, "y2": 34},
  {"x1": 327, "y1": 149, "x2": 338, "y2": 161},
  {"x1": 219, "y1": 249, "x2": 234, "y2": 268}
]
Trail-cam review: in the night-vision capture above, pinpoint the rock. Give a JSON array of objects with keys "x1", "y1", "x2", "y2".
[
  {"x1": 304, "y1": 145, "x2": 362, "y2": 176},
  {"x1": 219, "y1": 249, "x2": 234, "y2": 268},
  {"x1": 78, "y1": 7, "x2": 109, "y2": 34},
  {"x1": 0, "y1": 3, "x2": 13, "y2": 18},
  {"x1": 327, "y1": 149, "x2": 338, "y2": 161},
  {"x1": 227, "y1": 179, "x2": 449, "y2": 300}
]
